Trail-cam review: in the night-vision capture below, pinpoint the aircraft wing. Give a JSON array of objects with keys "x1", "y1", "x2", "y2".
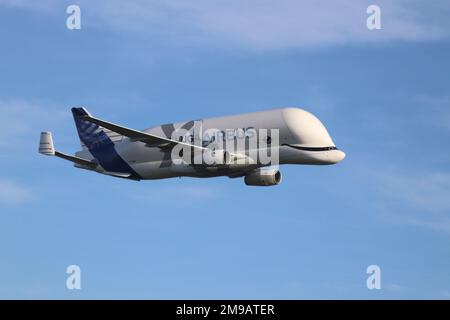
[
  {"x1": 81, "y1": 114, "x2": 204, "y2": 149},
  {"x1": 81, "y1": 112, "x2": 250, "y2": 164}
]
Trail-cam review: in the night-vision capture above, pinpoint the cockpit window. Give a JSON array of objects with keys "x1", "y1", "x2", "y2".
[{"x1": 284, "y1": 144, "x2": 339, "y2": 151}]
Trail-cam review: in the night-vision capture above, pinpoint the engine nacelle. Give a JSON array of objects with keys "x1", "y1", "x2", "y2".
[{"x1": 244, "y1": 169, "x2": 282, "y2": 186}]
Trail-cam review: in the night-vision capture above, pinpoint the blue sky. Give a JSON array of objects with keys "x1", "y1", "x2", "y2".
[{"x1": 1, "y1": 0, "x2": 450, "y2": 299}]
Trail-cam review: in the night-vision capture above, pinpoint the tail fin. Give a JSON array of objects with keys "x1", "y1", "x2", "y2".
[
  {"x1": 70, "y1": 107, "x2": 138, "y2": 177},
  {"x1": 71, "y1": 107, "x2": 122, "y2": 150}
]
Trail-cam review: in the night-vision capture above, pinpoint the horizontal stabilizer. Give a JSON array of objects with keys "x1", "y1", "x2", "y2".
[
  {"x1": 38, "y1": 131, "x2": 98, "y2": 169},
  {"x1": 100, "y1": 171, "x2": 140, "y2": 181},
  {"x1": 102, "y1": 171, "x2": 132, "y2": 178},
  {"x1": 54, "y1": 151, "x2": 98, "y2": 169}
]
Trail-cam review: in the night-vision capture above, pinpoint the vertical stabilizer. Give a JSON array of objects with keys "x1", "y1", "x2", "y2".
[{"x1": 71, "y1": 107, "x2": 123, "y2": 150}]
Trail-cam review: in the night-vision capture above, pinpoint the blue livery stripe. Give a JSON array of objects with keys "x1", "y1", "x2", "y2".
[{"x1": 71, "y1": 107, "x2": 141, "y2": 179}]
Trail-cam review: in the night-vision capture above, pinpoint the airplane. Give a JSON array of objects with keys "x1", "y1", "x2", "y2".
[{"x1": 39, "y1": 107, "x2": 345, "y2": 186}]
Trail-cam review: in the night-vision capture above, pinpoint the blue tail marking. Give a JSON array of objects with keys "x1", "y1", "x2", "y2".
[{"x1": 71, "y1": 107, "x2": 140, "y2": 179}]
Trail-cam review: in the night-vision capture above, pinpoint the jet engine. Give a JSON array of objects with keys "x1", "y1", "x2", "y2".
[{"x1": 244, "y1": 169, "x2": 282, "y2": 186}]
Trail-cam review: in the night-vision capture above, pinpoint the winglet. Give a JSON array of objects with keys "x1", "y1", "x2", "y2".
[{"x1": 39, "y1": 131, "x2": 55, "y2": 156}]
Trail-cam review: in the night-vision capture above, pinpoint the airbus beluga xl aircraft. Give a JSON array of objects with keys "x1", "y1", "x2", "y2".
[{"x1": 39, "y1": 107, "x2": 345, "y2": 186}]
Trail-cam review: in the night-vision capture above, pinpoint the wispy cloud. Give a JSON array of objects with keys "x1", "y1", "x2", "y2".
[
  {"x1": 372, "y1": 171, "x2": 450, "y2": 233},
  {"x1": 128, "y1": 182, "x2": 225, "y2": 207},
  {"x1": 0, "y1": 0, "x2": 53, "y2": 11},
  {"x1": 412, "y1": 95, "x2": 450, "y2": 132},
  {"x1": 439, "y1": 290, "x2": 450, "y2": 298},
  {"x1": 0, "y1": 99, "x2": 70, "y2": 157},
  {"x1": 1, "y1": 0, "x2": 449, "y2": 50},
  {"x1": 404, "y1": 217, "x2": 450, "y2": 234},
  {"x1": 378, "y1": 172, "x2": 450, "y2": 213},
  {"x1": 385, "y1": 283, "x2": 402, "y2": 291},
  {"x1": 0, "y1": 180, "x2": 32, "y2": 205}
]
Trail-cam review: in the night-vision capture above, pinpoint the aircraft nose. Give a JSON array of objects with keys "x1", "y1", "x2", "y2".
[
  {"x1": 326, "y1": 149, "x2": 346, "y2": 164},
  {"x1": 336, "y1": 150, "x2": 346, "y2": 162}
]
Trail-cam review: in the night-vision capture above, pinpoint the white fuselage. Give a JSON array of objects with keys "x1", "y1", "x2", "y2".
[{"x1": 75, "y1": 107, "x2": 345, "y2": 180}]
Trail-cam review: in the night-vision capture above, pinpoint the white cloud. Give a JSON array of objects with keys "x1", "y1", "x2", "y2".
[
  {"x1": 0, "y1": 0, "x2": 55, "y2": 12},
  {"x1": 128, "y1": 182, "x2": 224, "y2": 208},
  {"x1": 405, "y1": 217, "x2": 450, "y2": 233},
  {"x1": 412, "y1": 95, "x2": 450, "y2": 132},
  {"x1": 177, "y1": 0, "x2": 448, "y2": 49},
  {"x1": 385, "y1": 283, "x2": 402, "y2": 291},
  {"x1": 1, "y1": 0, "x2": 449, "y2": 50},
  {"x1": 0, "y1": 99, "x2": 70, "y2": 157},
  {"x1": 372, "y1": 170, "x2": 450, "y2": 233},
  {"x1": 0, "y1": 180, "x2": 31, "y2": 204},
  {"x1": 440, "y1": 290, "x2": 450, "y2": 298},
  {"x1": 379, "y1": 172, "x2": 450, "y2": 213}
]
